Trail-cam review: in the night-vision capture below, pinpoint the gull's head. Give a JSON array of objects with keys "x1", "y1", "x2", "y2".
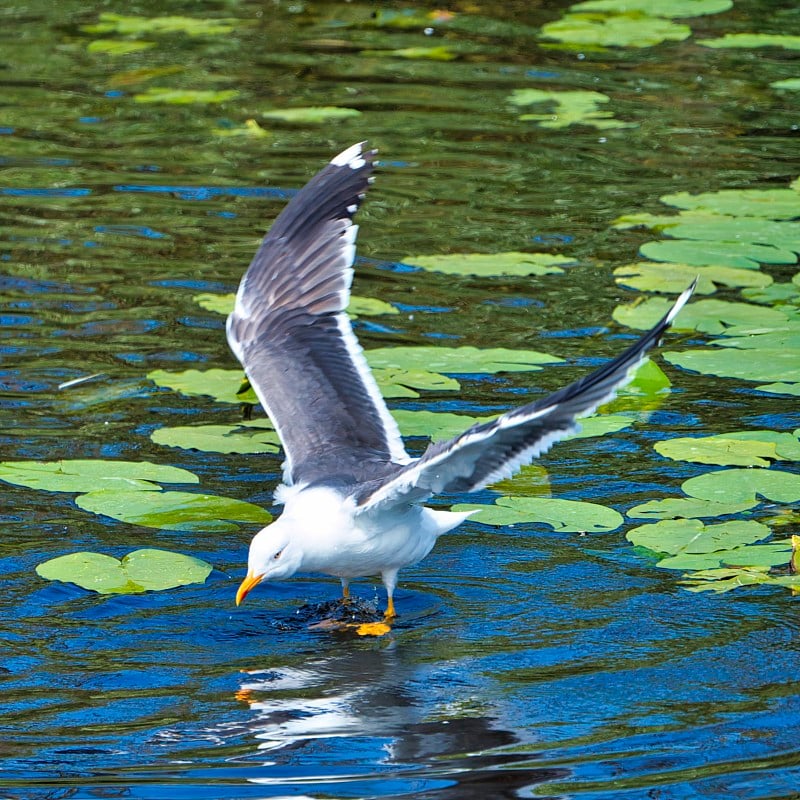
[{"x1": 235, "y1": 518, "x2": 301, "y2": 605}]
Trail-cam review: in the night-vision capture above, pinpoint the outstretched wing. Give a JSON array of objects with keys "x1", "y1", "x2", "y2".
[
  {"x1": 357, "y1": 282, "x2": 695, "y2": 511},
  {"x1": 226, "y1": 142, "x2": 409, "y2": 486}
]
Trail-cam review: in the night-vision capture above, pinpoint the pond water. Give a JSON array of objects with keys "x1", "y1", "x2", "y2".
[{"x1": 2, "y1": 1, "x2": 800, "y2": 797}]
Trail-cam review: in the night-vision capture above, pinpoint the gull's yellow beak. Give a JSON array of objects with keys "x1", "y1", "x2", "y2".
[{"x1": 236, "y1": 571, "x2": 264, "y2": 606}]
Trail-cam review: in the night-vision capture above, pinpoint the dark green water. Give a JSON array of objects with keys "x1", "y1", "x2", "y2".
[{"x1": 2, "y1": 1, "x2": 800, "y2": 797}]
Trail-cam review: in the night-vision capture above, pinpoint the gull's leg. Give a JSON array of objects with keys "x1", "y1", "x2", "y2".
[
  {"x1": 382, "y1": 569, "x2": 398, "y2": 620},
  {"x1": 341, "y1": 578, "x2": 350, "y2": 603}
]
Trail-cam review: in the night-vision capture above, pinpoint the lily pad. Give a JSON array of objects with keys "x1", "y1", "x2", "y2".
[
  {"x1": 772, "y1": 78, "x2": 800, "y2": 91},
  {"x1": 509, "y1": 88, "x2": 634, "y2": 130},
  {"x1": 366, "y1": 345, "x2": 563, "y2": 374},
  {"x1": 489, "y1": 464, "x2": 551, "y2": 497},
  {"x1": 193, "y1": 292, "x2": 397, "y2": 317},
  {"x1": 614, "y1": 298, "x2": 788, "y2": 334},
  {"x1": 640, "y1": 238, "x2": 795, "y2": 269},
  {"x1": 540, "y1": 13, "x2": 691, "y2": 48},
  {"x1": 742, "y1": 281, "x2": 800, "y2": 306},
  {"x1": 679, "y1": 566, "x2": 799, "y2": 594},
  {"x1": 627, "y1": 518, "x2": 771, "y2": 556},
  {"x1": 627, "y1": 496, "x2": 757, "y2": 520},
  {"x1": 453, "y1": 496, "x2": 623, "y2": 532},
  {"x1": 402, "y1": 251, "x2": 574, "y2": 277},
  {"x1": 392, "y1": 409, "x2": 484, "y2": 442},
  {"x1": 87, "y1": 39, "x2": 155, "y2": 54},
  {"x1": 682, "y1": 468, "x2": 800, "y2": 504},
  {"x1": 654, "y1": 431, "x2": 800, "y2": 467},
  {"x1": 614, "y1": 263, "x2": 771, "y2": 294},
  {"x1": 571, "y1": 0, "x2": 732, "y2": 16},
  {"x1": 261, "y1": 107, "x2": 362, "y2": 124},
  {"x1": 151, "y1": 423, "x2": 281, "y2": 454},
  {"x1": 148, "y1": 368, "x2": 257, "y2": 405},
  {"x1": 134, "y1": 88, "x2": 240, "y2": 105},
  {"x1": 360, "y1": 46, "x2": 458, "y2": 61},
  {"x1": 373, "y1": 368, "x2": 460, "y2": 398},
  {"x1": 660, "y1": 188, "x2": 800, "y2": 220},
  {"x1": 76, "y1": 489, "x2": 272, "y2": 532},
  {"x1": 83, "y1": 13, "x2": 241, "y2": 36},
  {"x1": 663, "y1": 347, "x2": 800, "y2": 383},
  {"x1": 0, "y1": 459, "x2": 198, "y2": 493},
  {"x1": 36, "y1": 549, "x2": 213, "y2": 594},
  {"x1": 699, "y1": 33, "x2": 800, "y2": 50},
  {"x1": 757, "y1": 382, "x2": 800, "y2": 396}
]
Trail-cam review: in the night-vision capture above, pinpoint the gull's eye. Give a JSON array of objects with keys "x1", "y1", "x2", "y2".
[{"x1": 273, "y1": 549, "x2": 283, "y2": 560}]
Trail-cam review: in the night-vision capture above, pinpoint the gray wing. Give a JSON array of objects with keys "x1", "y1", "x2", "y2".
[
  {"x1": 226, "y1": 143, "x2": 409, "y2": 486},
  {"x1": 357, "y1": 282, "x2": 695, "y2": 511}
]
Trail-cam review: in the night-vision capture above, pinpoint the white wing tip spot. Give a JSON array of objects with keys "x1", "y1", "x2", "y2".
[{"x1": 331, "y1": 142, "x2": 367, "y2": 170}]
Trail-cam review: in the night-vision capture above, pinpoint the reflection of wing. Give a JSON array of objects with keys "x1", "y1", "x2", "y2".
[
  {"x1": 358, "y1": 282, "x2": 695, "y2": 511},
  {"x1": 226, "y1": 143, "x2": 409, "y2": 486}
]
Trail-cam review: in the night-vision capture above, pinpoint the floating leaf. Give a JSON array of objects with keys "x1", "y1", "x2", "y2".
[
  {"x1": 679, "y1": 566, "x2": 799, "y2": 594},
  {"x1": 402, "y1": 251, "x2": 574, "y2": 277},
  {"x1": 83, "y1": 13, "x2": 241, "y2": 36},
  {"x1": 148, "y1": 368, "x2": 252, "y2": 404},
  {"x1": 151, "y1": 423, "x2": 281, "y2": 454},
  {"x1": 663, "y1": 347, "x2": 800, "y2": 383},
  {"x1": 489, "y1": 464, "x2": 551, "y2": 497},
  {"x1": 361, "y1": 46, "x2": 458, "y2": 60},
  {"x1": 699, "y1": 33, "x2": 800, "y2": 50},
  {"x1": 614, "y1": 262, "x2": 770, "y2": 294},
  {"x1": 76, "y1": 489, "x2": 272, "y2": 532},
  {"x1": 366, "y1": 345, "x2": 563, "y2": 374},
  {"x1": 682, "y1": 468, "x2": 800, "y2": 504},
  {"x1": 509, "y1": 88, "x2": 634, "y2": 130},
  {"x1": 627, "y1": 518, "x2": 771, "y2": 557},
  {"x1": 757, "y1": 382, "x2": 800, "y2": 396},
  {"x1": 772, "y1": 78, "x2": 800, "y2": 91},
  {"x1": 742, "y1": 281, "x2": 800, "y2": 306},
  {"x1": 36, "y1": 549, "x2": 212, "y2": 594},
  {"x1": 654, "y1": 432, "x2": 800, "y2": 467},
  {"x1": 87, "y1": 39, "x2": 155, "y2": 54},
  {"x1": 627, "y1": 496, "x2": 757, "y2": 520},
  {"x1": 0, "y1": 459, "x2": 197, "y2": 493},
  {"x1": 373, "y1": 368, "x2": 460, "y2": 398},
  {"x1": 640, "y1": 238, "x2": 794, "y2": 269},
  {"x1": 193, "y1": 292, "x2": 397, "y2": 317},
  {"x1": 454, "y1": 496, "x2": 623, "y2": 532},
  {"x1": 568, "y1": 414, "x2": 634, "y2": 438},
  {"x1": 660, "y1": 188, "x2": 800, "y2": 220},
  {"x1": 392, "y1": 409, "x2": 484, "y2": 441},
  {"x1": 134, "y1": 88, "x2": 240, "y2": 105},
  {"x1": 261, "y1": 107, "x2": 362, "y2": 124},
  {"x1": 571, "y1": 0, "x2": 732, "y2": 16},
  {"x1": 541, "y1": 13, "x2": 691, "y2": 48},
  {"x1": 212, "y1": 119, "x2": 270, "y2": 139},
  {"x1": 615, "y1": 297, "x2": 788, "y2": 333}
]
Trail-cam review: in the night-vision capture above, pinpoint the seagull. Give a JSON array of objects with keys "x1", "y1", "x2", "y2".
[{"x1": 230, "y1": 142, "x2": 694, "y2": 619}]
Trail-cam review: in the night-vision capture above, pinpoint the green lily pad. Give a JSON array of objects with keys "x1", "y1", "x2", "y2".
[
  {"x1": 627, "y1": 496, "x2": 758, "y2": 520},
  {"x1": 661, "y1": 188, "x2": 800, "y2": 219},
  {"x1": 757, "y1": 382, "x2": 800, "y2": 396},
  {"x1": 0, "y1": 459, "x2": 198, "y2": 493},
  {"x1": 707, "y1": 323, "x2": 800, "y2": 351},
  {"x1": 699, "y1": 33, "x2": 800, "y2": 50},
  {"x1": 83, "y1": 13, "x2": 241, "y2": 36},
  {"x1": 541, "y1": 13, "x2": 691, "y2": 48},
  {"x1": 361, "y1": 46, "x2": 458, "y2": 60},
  {"x1": 661, "y1": 216, "x2": 800, "y2": 254},
  {"x1": 679, "y1": 566, "x2": 800, "y2": 593},
  {"x1": 402, "y1": 251, "x2": 574, "y2": 277},
  {"x1": 640, "y1": 238, "x2": 795, "y2": 269},
  {"x1": 663, "y1": 347, "x2": 800, "y2": 383},
  {"x1": 261, "y1": 107, "x2": 362, "y2": 124},
  {"x1": 134, "y1": 88, "x2": 240, "y2": 105},
  {"x1": 772, "y1": 78, "x2": 800, "y2": 91},
  {"x1": 87, "y1": 39, "x2": 156, "y2": 54},
  {"x1": 742, "y1": 281, "x2": 800, "y2": 306},
  {"x1": 366, "y1": 346, "x2": 563, "y2": 374},
  {"x1": 212, "y1": 119, "x2": 270, "y2": 139},
  {"x1": 36, "y1": 549, "x2": 213, "y2": 594},
  {"x1": 509, "y1": 88, "x2": 634, "y2": 129},
  {"x1": 150, "y1": 422, "x2": 281, "y2": 454},
  {"x1": 682, "y1": 468, "x2": 800, "y2": 504},
  {"x1": 489, "y1": 464, "x2": 551, "y2": 497},
  {"x1": 373, "y1": 368, "x2": 461, "y2": 398},
  {"x1": 571, "y1": 0, "x2": 732, "y2": 16},
  {"x1": 391, "y1": 409, "x2": 484, "y2": 442},
  {"x1": 654, "y1": 431, "x2": 800, "y2": 467},
  {"x1": 453, "y1": 496, "x2": 623, "y2": 532},
  {"x1": 615, "y1": 298, "x2": 788, "y2": 333},
  {"x1": 76, "y1": 489, "x2": 272, "y2": 532},
  {"x1": 627, "y1": 518, "x2": 771, "y2": 556},
  {"x1": 192, "y1": 292, "x2": 397, "y2": 318},
  {"x1": 148, "y1": 368, "x2": 255, "y2": 405},
  {"x1": 614, "y1": 262, "x2": 770, "y2": 294}
]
